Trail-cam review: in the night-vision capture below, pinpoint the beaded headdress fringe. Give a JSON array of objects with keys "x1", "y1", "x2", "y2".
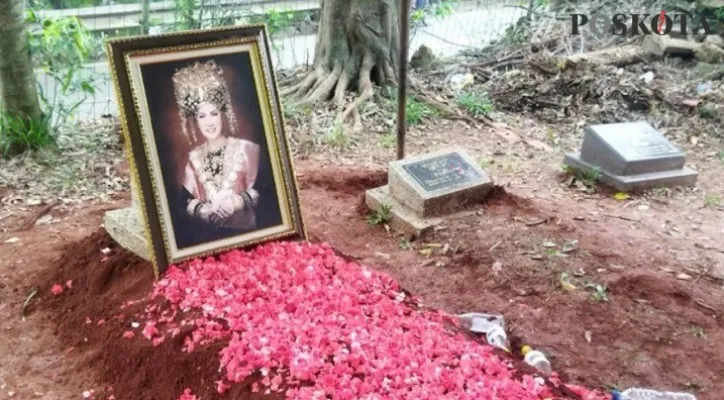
[{"x1": 172, "y1": 59, "x2": 239, "y2": 144}]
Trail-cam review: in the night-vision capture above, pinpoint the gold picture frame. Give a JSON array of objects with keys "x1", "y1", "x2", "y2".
[{"x1": 106, "y1": 24, "x2": 306, "y2": 278}]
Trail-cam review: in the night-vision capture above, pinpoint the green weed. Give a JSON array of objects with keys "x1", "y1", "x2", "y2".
[
  {"x1": 0, "y1": 114, "x2": 54, "y2": 157},
  {"x1": 690, "y1": 325, "x2": 706, "y2": 338},
  {"x1": 456, "y1": 92, "x2": 494, "y2": 117},
  {"x1": 380, "y1": 132, "x2": 397, "y2": 149},
  {"x1": 405, "y1": 96, "x2": 438, "y2": 125},
  {"x1": 585, "y1": 283, "x2": 609, "y2": 302},
  {"x1": 367, "y1": 204, "x2": 392, "y2": 226},
  {"x1": 323, "y1": 120, "x2": 348, "y2": 149},
  {"x1": 704, "y1": 194, "x2": 721, "y2": 207}
]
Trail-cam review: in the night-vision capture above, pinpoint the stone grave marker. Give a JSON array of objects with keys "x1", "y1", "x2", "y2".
[
  {"x1": 366, "y1": 148, "x2": 494, "y2": 237},
  {"x1": 563, "y1": 121, "x2": 698, "y2": 191},
  {"x1": 103, "y1": 184, "x2": 151, "y2": 261}
]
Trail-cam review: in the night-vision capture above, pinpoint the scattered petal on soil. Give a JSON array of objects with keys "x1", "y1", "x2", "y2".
[
  {"x1": 51, "y1": 284, "x2": 64, "y2": 295},
  {"x1": 128, "y1": 241, "x2": 609, "y2": 400}
]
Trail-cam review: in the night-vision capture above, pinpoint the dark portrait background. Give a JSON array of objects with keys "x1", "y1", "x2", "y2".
[{"x1": 139, "y1": 51, "x2": 284, "y2": 250}]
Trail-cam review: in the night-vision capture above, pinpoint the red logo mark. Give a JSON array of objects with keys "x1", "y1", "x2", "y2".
[{"x1": 657, "y1": 10, "x2": 667, "y2": 34}]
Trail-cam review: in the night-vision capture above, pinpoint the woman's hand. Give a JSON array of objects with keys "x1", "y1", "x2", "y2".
[
  {"x1": 211, "y1": 193, "x2": 235, "y2": 219},
  {"x1": 197, "y1": 202, "x2": 218, "y2": 222}
]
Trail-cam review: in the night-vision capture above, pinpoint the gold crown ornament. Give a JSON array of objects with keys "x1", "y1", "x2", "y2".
[{"x1": 172, "y1": 59, "x2": 239, "y2": 144}]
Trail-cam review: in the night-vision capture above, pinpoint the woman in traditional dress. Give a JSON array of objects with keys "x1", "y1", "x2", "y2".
[{"x1": 171, "y1": 59, "x2": 261, "y2": 240}]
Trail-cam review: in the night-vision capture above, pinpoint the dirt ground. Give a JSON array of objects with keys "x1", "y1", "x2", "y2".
[{"x1": 1, "y1": 112, "x2": 723, "y2": 399}]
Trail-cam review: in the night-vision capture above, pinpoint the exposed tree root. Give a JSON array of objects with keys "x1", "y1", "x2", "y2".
[
  {"x1": 279, "y1": 0, "x2": 400, "y2": 132},
  {"x1": 283, "y1": 49, "x2": 394, "y2": 132},
  {"x1": 279, "y1": 0, "x2": 499, "y2": 133}
]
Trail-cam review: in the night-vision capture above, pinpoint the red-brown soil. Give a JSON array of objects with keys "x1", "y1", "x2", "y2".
[{"x1": 1, "y1": 160, "x2": 722, "y2": 399}]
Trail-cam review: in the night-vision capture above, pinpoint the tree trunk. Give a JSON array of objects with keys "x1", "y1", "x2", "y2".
[
  {"x1": 284, "y1": 0, "x2": 401, "y2": 128},
  {"x1": 0, "y1": 0, "x2": 42, "y2": 121}
]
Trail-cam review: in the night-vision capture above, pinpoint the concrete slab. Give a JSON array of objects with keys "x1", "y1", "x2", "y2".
[
  {"x1": 103, "y1": 206, "x2": 151, "y2": 261},
  {"x1": 365, "y1": 186, "x2": 443, "y2": 238},
  {"x1": 564, "y1": 121, "x2": 698, "y2": 191},
  {"x1": 643, "y1": 35, "x2": 700, "y2": 57},
  {"x1": 564, "y1": 152, "x2": 698, "y2": 192},
  {"x1": 578, "y1": 121, "x2": 687, "y2": 176},
  {"x1": 388, "y1": 148, "x2": 494, "y2": 218}
]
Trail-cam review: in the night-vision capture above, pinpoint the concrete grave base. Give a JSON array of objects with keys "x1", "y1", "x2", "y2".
[
  {"x1": 564, "y1": 153, "x2": 698, "y2": 192},
  {"x1": 103, "y1": 207, "x2": 151, "y2": 261},
  {"x1": 365, "y1": 186, "x2": 443, "y2": 237},
  {"x1": 365, "y1": 148, "x2": 494, "y2": 238},
  {"x1": 387, "y1": 148, "x2": 494, "y2": 218}
]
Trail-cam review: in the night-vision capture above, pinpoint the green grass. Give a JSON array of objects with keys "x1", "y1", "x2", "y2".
[
  {"x1": 699, "y1": 103, "x2": 716, "y2": 119},
  {"x1": 380, "y1": 132, "x2": 397, "y2": 149},
  {"x1": 456, "y1": 91, "x2": 494, "y2": 117},
  {"x1": 282, "y1": 102, "x2": 312, "y2": 125},
  {"x1": 380, "y1": 87, "x2": 438, "y2": 126},
  {"x1": 585, "y1": 282, "x2": 609, "y2": 302},
  {"x1": 405, "y1": 96, "x2": 438, "y2": 125},
  {"x1": 323, "y1": 119, "x2": 348, "y2": 149},
  {"x1": 478, "y1": 158, "x2": 494, "y2": 169},
  {"x1": 705, "y1": 194, "x2": 721, "y2": 207},
  {"x1": 690, "y1": 325, "x2": 706, "y2": 338},
  {"x1": 0, "y1": 113, "x2": 54, "y2": 157},
  {"x1": 563, "y1": 164, "x2": 602, "y2": 188},
  {"x1": 367, "y1": 204, "x2": 392, "y2": 225}
]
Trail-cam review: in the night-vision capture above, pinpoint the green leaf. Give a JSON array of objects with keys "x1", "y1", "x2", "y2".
[
  {"x1": 61, "y1": 66, "x2": 76, "y2": 95},
  {"x1": 80, "y1": 81, "x2": 95, "y2": 95}
]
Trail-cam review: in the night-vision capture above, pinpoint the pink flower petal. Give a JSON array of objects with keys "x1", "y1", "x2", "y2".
[
  {"x1": 50, "y1": 284, "x2": 64, "y2": 295},
  {"x1": 126, "y1": 242, "x2": 610, "y2": 400}
]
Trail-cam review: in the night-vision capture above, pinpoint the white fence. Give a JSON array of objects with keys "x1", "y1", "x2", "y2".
[
  {"x1": 31, "y1": 0, "x2": 526, "y2": 121},
  {"x1": 32, "y1": 0, "x2": 318, "y2": 33}
]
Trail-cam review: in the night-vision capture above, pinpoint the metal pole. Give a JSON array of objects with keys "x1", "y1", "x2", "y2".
[
  {"x1": 141, "y1": 0, "x2": 151, "y2": 35},
  {"x1": 397, "y1": 0, "x2": 411, "y2": 160}
]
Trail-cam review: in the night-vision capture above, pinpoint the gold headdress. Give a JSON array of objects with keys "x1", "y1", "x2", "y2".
[{"x1": 172, "y1": 59, "x2": 238, "y2": 144}]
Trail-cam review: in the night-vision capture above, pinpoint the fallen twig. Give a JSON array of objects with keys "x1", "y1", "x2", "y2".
[
  {"x1": 19, "y1": 202, "x2": 56, "y2": 231},
  {"x1": 21, "y1": 287, "x2": 39, "y2": 321},
  {"x1": 694, "y1": 243, "x2": 724, "y2": 254},
  {"x1": 566, "y1": 45, "x2": 653, "y2": 67},
  {"x1": 524, "y1": 218, "x2": 547, "y2": 227},
  {"x1": 703, "y1": 69, "x2": 724, "y2": 82},
  {"x1": 604, "y1": 214, "x2": 640, "y2": 222},
  {"x1": 695, "y1": 300, "x2": 716, "y2": 312},
  {"x1": 501, "y1": 5, "x2": 569, "y2": 20},
  {"x1": 469, "y1": 50, "x2": 525, "y2": 69},
  {"x1": 489, "y1": 240, "x2": 503, "y2": 253}
]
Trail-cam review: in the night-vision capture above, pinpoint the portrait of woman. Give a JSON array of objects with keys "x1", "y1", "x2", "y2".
[
  {"x1": 171, "y1": 59, "x2": 263, "y2": 242},
  {"x1": 111, "y1": 28, "x2": 305, "y2": 275}
]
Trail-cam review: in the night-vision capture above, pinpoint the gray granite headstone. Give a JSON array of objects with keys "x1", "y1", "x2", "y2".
[
  {"x1": 564, "y1": 121, "x2": 697, "y2": 191},
  {"x1": 366, "y1": 148, "x2": 493, "y2": 237}
]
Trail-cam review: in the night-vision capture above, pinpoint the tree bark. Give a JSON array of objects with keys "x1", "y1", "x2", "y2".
[
  {"x1": 284, "y1": 0, "x2": 401, "y2": 129},
  {"x1": 0, "y1": 0, "x2": 42, "y2": 121}
]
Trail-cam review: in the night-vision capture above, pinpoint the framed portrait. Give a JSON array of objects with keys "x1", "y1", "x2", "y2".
[{"x1": 106, "y1": 24, "x2": 306, "y2": 277}]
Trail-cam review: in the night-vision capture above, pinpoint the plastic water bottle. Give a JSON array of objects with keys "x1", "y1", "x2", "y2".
[
  {"x1": 521, "y1": 345, "x2": 552, "y2": 376},
  {"x1": 456, "y1": 313, "x2": 505, "y2": 333},
  {"x1": 611, "y1": 388, "x2": 697, "y2": 400},
  {"x1": 485, "y1": 325, "x2": 510, "y2": 352}
]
